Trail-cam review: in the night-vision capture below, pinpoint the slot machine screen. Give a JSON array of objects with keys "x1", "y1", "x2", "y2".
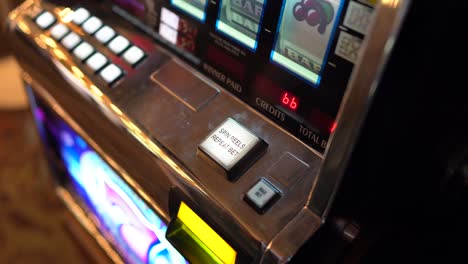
[
  {"x1": 271, "y1": 0, "x2": 345, "y2": 85},
  {"x1": 33, "y1": 98, "x2": 187, "y2": 264},
  {"x1": 110, "y1": 0, "x2": 374, "y2": 153}
]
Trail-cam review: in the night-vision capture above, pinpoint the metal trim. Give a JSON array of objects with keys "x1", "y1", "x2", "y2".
[{"x1": 308, "y1": 0, "x2": 412, "y2": 219}]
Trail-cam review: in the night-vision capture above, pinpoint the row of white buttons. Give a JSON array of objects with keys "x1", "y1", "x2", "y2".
[
  {"x1": 73, "y1": 8, "x2": 146, "y2": 66},
  {"x1": 37, "y1": 9, "x2": 126, "y2": 85}
]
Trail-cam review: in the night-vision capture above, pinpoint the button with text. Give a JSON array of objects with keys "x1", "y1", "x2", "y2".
[
  {"x1": 245, "y1": 179, "x2": 280, "y2": 214},
  {"x1": 199, "y1": 118, "x2": 267, "y2": 181}
]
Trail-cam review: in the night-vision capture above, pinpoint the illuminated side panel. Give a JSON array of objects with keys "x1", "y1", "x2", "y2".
[
  {"x1": 35, "y1": 102, "x2": 187, "y2": 264},
  {"x1": 171, "y1": 0, "x2": 209, "y2": 22},
  {"x1": 216, "y1": 0, "x2": 267, "y2": 50},
  {"x1": 271, "y1": 0, "x2": 345, "y2": 86},
  {"x1": 167, "y1": 202, "x2": 237, "y2": 264}
]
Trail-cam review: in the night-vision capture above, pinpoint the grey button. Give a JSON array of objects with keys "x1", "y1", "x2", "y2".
[
  {"x1": 86, "y1": 52, "x2": 108, "y2": 72},
  {"x1": 61, "y1": 32, "x2": 82, "y2": 50},
  {"x1": 49, "y1": 23, "x2": 70, "y2": 40},
  {"x1": 72, "y1": 8, "x2": 90, "y2": 25},
  {"x1": 108, "y1": 35, "x2": 130, "y2": 55},
  {"x1": 36, "y1": 11, "x2": 56, "y2": 29},
  {"x1": 99, "y1": 64, "x2": 123, "y2": 84},
  {"x1": 95, "y1": 26, "x2": 116, "y2": 44},
  {"x1": 245, "y1": 179, "x2": 279, "y2": 212},
  {"x1": 82, "y1": 16, "x2": 103, "y2": 34},
  {"x1": 73, "y1": 42, "x2": 95, "y2": 61}
]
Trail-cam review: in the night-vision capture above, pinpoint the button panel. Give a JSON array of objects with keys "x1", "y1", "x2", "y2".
[
  {"x1": 33, "y1": 7, "x2": 149, "y2": 87},
  {"x1": 86, "y1": 52, "x2": 108, "y2": 72},
  {"x1": 95, "y1": 26, "x2": 116, "y2": 44},
  {"x1": 99, "y1": 64, "x2": 123, "y2": 84},
  {"x1": 199, "y1": 118, "x2": 268, "y2": 181},
  {"x1": 108, "y1": 35, "x2": 130, "y2": 55},
  {"x1": 73, "y1": 42, "x2": 95, "y2": 61},
  {"x1": 245, "y1": 179, "x2": 281, "y2": 214},
  {"x1": 50, "y1": 24, "x2": 70, "y2": 40},
  {"x1": 122, "y1": 46, "x2": 146, "y2": 66},
  {"x1": 72, "y1": 8, "x2": 90, "y2": 25},
  {"x1": 61, "y1": 32, "x2": 82, "y2": 50},
  {"x1": 35, "y1": 11, "x2": 56, "y2": 29},
  {"x1": 82, "y1": 16, "x2": 103, "y2": 35}
]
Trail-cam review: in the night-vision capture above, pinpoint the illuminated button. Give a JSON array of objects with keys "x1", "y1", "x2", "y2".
[
  {"x1": 245, "y1": 179, "x2": 280, "y2": 213},
  {"x1": 122, "y1": 46, "x2": 145, "y2": 66},
  {"x1": 82, "y1": 16, "x2": 103, "y2": 35},
  {"x1": 86, "y1": 52, "x2": 108, "y2": 72},
  {"x1": 199, "y1": 118, "x2": 268, "y2": 181},
  {"x1": 35, "y1": 11, "x2": 56, "y2": 29},
  {"x1": 49, "y1": 23, "x2": 69, "y2": 40},
  {"x1": 61, "y1": 32, "x2": 82, "y2": 50},
  {"x1": 108, "y1": 35, "x2": 130, "y2": 55},
  {"x1": 73, "y1": 42, "x2": 94, "y2": 61},
  {"x1": 99, "y1": 64, "x2": 123, "y2": 84},
  {"x1": 95, "y1": 26, "x2": 116, "y2": 44},
  {"x1": 72, "y1": 8, "x2": 90, "y2": 25}
]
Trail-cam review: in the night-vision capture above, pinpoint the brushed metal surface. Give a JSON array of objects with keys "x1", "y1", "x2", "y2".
[
  {"x1": 7, "y1": 0, "x2": 410, "y2": 262},
  {"x1": 308, "y1": 0, "x2": 412, "y2": 219}
]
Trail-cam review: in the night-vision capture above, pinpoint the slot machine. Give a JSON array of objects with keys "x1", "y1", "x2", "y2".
[{"x1": 8, "y1": 0, "x2": 462, "y2": 263}]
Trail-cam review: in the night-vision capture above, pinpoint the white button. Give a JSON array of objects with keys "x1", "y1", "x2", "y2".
[
  {"x1": 49, "y1": 23, "x2": 69, "y2": 40},
  {"x1": 82, "y1": 16, "x2": 103, "y2": 34},
  {"x1": 199, "y1": 118, "x2": 260, "y2": 170},
  {"x1": 73, "y1": 42, "x2": 95, "y2": 60},
  {"x1": 86, "y1": 52, "x2": 108, "y2": 72},
  {"x1": 99, "y1": 64, "x2": 123, "y2": 84},
  {"x1": 72, "y1": 8, "x2": 91, "y2": 25},
  {"x1": 95, "y1": 26, "x2": 116, "y2": 44},
  {"x1": 122, "y1": 46, "x2": 145, "y2": 66},
  {"x1": 246, "y1": 179, "x2": 279, "y2": 210},
  {"x1": 108, "y1": 35, "x2": 130, "y2": 55},
  {"x1": 61, "y1": 32, "x2": 82, "y2": 50},
  {"x1": 36, "y1": 11, "x2": 56, "y2": 29}
]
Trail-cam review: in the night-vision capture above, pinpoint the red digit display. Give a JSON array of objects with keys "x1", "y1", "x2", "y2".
[{"x1": 281, "y1": 92, "x2": 299, "y2": 111}]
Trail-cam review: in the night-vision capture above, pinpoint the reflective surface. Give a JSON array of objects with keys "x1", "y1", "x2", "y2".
[
  {"x1": 34, "y1": 100, "x2": 187, "y2": 264},
  {"x1": 7, "y1": 0, "x2": 410, "y2": 262}
]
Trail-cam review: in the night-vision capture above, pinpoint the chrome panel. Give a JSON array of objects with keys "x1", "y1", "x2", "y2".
[
  {"x1": 309, "y1": 0, "x2": 411, "y2": 218},
  {"x1": 7, "y1": 0, "x2": 410, "y2": 262}
]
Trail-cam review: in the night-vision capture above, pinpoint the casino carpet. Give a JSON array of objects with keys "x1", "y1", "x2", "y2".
[{"x1": 0, "y1": 109, "x2": 93, "y2": 263}]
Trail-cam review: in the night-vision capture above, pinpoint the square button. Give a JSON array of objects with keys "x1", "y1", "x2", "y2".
[
  {"x1": 86, "y1": 52, "x2": 108, "y2": 72},
  {"x1": 72, "y1": 8, "x2": 91, "y2": 25},
  {"x1": 99, "y1": 64, "x2": 123, "y2": 84},
  {"x1": 49, "y1": 23, "x2": 69, "y2": 40},
  {"x1": 108, "y1": 35, "x2": 130, "y2": 55},
  {"x1": 95, "y1": 26, "x2": 116, "y2": 44},
  {"x1": 73, "y1": 42, "x2": 94, "y2": 61},
  {"x1": 61, "y1": 32, "x2": 82, "y2": 50},
  {"x1": 82, "y1": 16, "x2": 103, "y2": 35},
  {"x1": 245, "y1": 179, "x2": 280, "y2": 213},
  {"x1": 35, "y1": 11, "x2": 56, "y2": 29},
  {"x1": 122, "y1": 46, "x2": 146, "y2": 66},
  {"x1": 199, "y1": 118, "x2": 268, "y2": 181}
]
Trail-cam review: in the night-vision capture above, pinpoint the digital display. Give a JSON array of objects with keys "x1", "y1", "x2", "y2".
[
  {"x1": 271, "y1": 0, "x2": 344, "y2": 85},
  {"x1": 216, "y1": 0, "x2": 266, "y2": 50},
  {"x1": 280, "y1": 91, "x2": 299, "y2": 111},
  {"x1": 171, "y1": 0, "x2": 209, "y2": 21},
  {"x1": 34, "y1": 104, "x2": 187, "y2": 264}
]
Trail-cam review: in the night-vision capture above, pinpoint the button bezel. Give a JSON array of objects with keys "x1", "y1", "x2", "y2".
[{"x1": 244, "y1": 178, "x2": 281, "y2": 214}]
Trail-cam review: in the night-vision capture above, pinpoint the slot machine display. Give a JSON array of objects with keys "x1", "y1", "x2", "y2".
[{"x1": 6, "y1": 0, "x2": 409, "y2": 263}]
